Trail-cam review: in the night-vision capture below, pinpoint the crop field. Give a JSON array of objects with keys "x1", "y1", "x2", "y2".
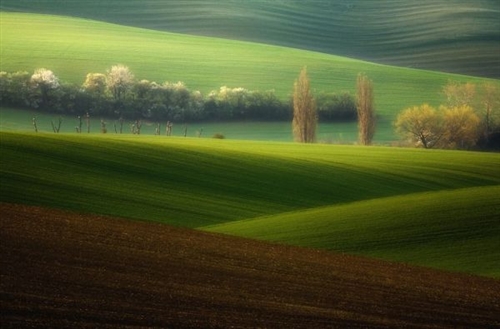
[
  {"x1": 206, "y1": 186, "x2": 500, "y2": 277},
  {"x1": 1, "y1": 2, "x2": 500, "y2": 326},
  {"x1": 1, "y1": 12, "x2": 498, "y2": 121},
  {"x1": 0, "y1": 203, "x2": 500, "y2": 328},
  {"x1": 2, "y1": 203, "x2": 500, "y2": 328},
  {"x1": 2, "y1": 131, "x2": 500, "y2": 278},
  {"x1": 2, "y1": 0, "x2": 499, "y2": 78}
]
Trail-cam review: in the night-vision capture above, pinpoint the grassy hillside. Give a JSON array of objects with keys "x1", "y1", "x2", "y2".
[
  {"x1": 2, "y1": 0, "x2": 499, "y2": 78},
  {"x1": 205, "y1": 186, "x2": 500, "y2": 277},
  {"x1": 1, "y1": 131, "x2": 500, "y2": 276},
  {"x1": 1, "y1": 13, "x2": 496, "y2": 121},
  {"x1": 3, "y1": 204, "x2": 499, "y2": 328}
]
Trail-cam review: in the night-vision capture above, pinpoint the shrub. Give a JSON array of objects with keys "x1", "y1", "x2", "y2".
[
  {"x1": 212, "y1": 133, "x2": 225, "y2": 139},
  {"x1": 317, "y1": 92, "x2": 357, "y2": 121}
]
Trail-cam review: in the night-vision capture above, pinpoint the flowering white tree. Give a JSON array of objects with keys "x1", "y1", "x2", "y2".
[
  {"x1": 30, "y1": 68, "x2": 60, "y2": 109},
  {"x1": 106, "y1": 65, "x2": 134, "y2": 101},
  {"x1": 31, "y1": 68, "x2": 60, "y2": 89}
]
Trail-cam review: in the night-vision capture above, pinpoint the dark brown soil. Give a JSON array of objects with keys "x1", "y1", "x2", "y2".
[{"x1": 1, "y1": 203, "x2": 499, "y2": 328}]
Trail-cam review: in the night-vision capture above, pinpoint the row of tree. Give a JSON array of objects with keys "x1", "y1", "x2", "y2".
[
  {"x1": 0, "y1": 65, "x2": 357, "y2": 123},
  {"x1": 395, "y1": 82, "x2": 500, "y2": 150},
  {"x1": 292, "y1": 67, "x2": 375, "y2": 145},
  {"x1": 291, "y1": 68, "x2": 499, "y2": 150},
  {"x1": 3, "y1": 65, "x2": 497, "y2": 149}
]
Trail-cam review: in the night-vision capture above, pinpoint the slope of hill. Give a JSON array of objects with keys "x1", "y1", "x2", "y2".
[
  {"x1": 1, "y1": 132, "x2": 500, "y2": 276},
  {"x1": 2, "y1": 0, "x2": 499, "y2": 78},
  {"x1": 2, "y1": 203, "x2": 499, "y2": 328},
  {"x1": 205, "y1": 186, "x2": 500, "y2": 277},
  {"x1": 1, "y1": 13, "x2": 496, "y2": 120}
]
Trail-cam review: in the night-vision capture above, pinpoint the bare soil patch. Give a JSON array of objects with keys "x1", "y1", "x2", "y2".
[{"x1": 1, "y1": 203, "x2": 499, "y2": 328}]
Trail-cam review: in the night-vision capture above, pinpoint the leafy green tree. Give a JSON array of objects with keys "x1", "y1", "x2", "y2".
[
  {"x1": 82, "y1": 73, "x2": 110, "y2": 115},
  {"x1": 317, "y1": 92, "x2": 357, "y2": 121},
  {"x1": 246, "y1": 90, "x2": 289, "y2": 121},
  {"x1": 292, "y1": 67, "x2": 317, "y2": 143},
  {"x1": 54, "y1": 83, "x2": 90, "y2": 115},
  {"x1": 207, "y1": 86, "x2": 250, "y2": 120},
  {"x1": 0, "y1": 71, "x2": 31, "y2": 107},
  {"x1": 163, "y1": 81, "x2": 192, "y2": 121}
]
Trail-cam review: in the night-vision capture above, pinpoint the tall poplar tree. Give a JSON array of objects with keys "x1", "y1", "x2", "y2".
[
  {"x1": 356, "y1": 73, "x2": 376, "y2": 145},
  {"x1": 292, "y1": 67, "x2": 317, "y2": 143}
]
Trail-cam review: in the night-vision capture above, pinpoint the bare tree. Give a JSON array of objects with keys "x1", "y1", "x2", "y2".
[
  {"x1": 356, "y1": 73, "x2": 376, "y2": 145},
  {"x1": 443, "y1": 81, "x2": 476, "y2": 108},
  {"x1": 100, "y1": 119, "x2": 107, "y2": 134},
  {"x1": 32, "y1": 117, "x2": 38, "y2": 133},
  {"x1": 85, "y1": 112, "x2": 91, "y2": 133},
  {"x1": 292, "y1": 67, "x2": 317, "y2": 143},
  {"x1": 51, "y1": 117, "x2": 62, "y2": 133},
  {"x1": 76, "y1": 115, "x2": 83, "y2": 133}
]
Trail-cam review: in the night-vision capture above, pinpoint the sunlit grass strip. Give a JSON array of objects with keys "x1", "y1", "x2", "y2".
[{"x1": 204, "y1": 186, "x2": 500, "y2": 277}]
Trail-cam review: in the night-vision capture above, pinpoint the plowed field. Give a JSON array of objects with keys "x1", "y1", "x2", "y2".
[{"x1": 1, "y1": 203, "x2": 499, "y2": 328}]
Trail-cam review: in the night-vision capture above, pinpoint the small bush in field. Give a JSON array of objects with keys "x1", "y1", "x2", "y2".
[{"x1": 213, "y1": 133, "x2": 225, "y2": 139}]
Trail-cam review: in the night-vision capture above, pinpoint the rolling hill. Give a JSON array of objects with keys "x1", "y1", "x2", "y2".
[
  {"x1": 3, "y1": 203, "x2": 499, "y2": 328},
  {"x1": 205, "y1": 186, "x2": 500, "y2": 277},
  {"x1": 1, "y1": 12, "x2": 497, "y2": 121},
  {"x1": 2, "y1": 0, "x2": 499, "y2": 78},
  {"x1": 2, "y1": 2, "x2": 500, "y2": 326},
  {"x1": 1, "y1": 131, "x2": 500, "y2": 276}
]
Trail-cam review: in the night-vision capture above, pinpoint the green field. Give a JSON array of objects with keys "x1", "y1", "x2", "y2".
[
  {"x1": 1, "y1": 131, "x2": 499, "y2": 276},
  {"x1": 2, "y1": 0, "x2": 499, "y2": 78},
  {"x1": 205, "y1": 186, "x2": 500, "y2": 277},
  {"x1": 1, "y1": 12, "x2": 498, "y2": 122},
  {"x1": 2, "y1": 3, "x2": 500, "y2": 326},
  {"x1": 0, "y1": 107, "x2": 399, "y2": 143},
  {"x1": 1, "y1": 1, "x2": 500, "y2": 279}
]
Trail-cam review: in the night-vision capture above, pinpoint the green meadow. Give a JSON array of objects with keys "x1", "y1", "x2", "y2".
[
  {"x1": 2, "y1": 0, "x2": 499, "y2": 77},
  {"x1": 0, "y1": 107, "x2": 399, "y2": 143},
  {"x1": 206, "y1": 186, "x2": 500, "y2": 277},
  {"x1": 1, "y1": 12, "x2": 497, "y2": 122},
  {"x1": 1, "y1": 2, "x2": 500, "y2": 281},
  {"x1": 1, "y1": 132, "x2": 499, "y2": 276}
]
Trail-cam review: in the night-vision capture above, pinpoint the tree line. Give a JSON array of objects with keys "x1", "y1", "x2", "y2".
[
  {"x1": 0, "y1": 65, "x2": 357, "y2": 123},
  {"x1": 291, "y1": 67, "x2": 500, "y2": 150},
  {"x1": 2, "y1": 65, "x2": 498, "y2": 150},
  {"x1": 395, "y1": 81, "x2": 500, "y2": 150}
]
